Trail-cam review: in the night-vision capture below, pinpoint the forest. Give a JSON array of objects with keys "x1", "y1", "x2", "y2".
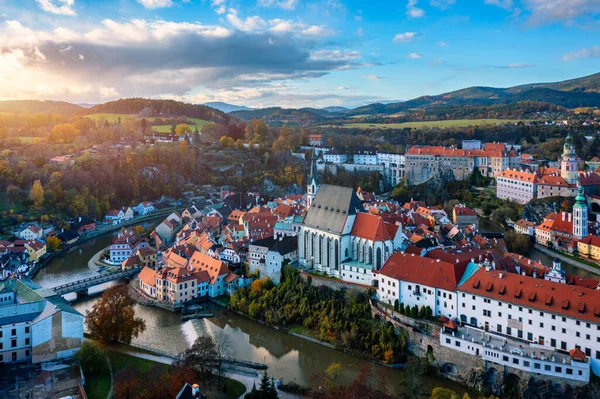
[{"x1": 229, "y1": 265, "x2": 409, "y2": 364}]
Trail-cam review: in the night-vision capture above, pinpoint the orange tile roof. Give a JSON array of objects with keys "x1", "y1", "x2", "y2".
[
  {"x1": 499, "y1": 169, "x2": 537, "y2": 182},
  {"x1": 538, "y1": 174, "x2": 569, "y2": 186},
  {"x1": 580, "y1": 235, "x2": 600, "y2": 247},
  {"x1": 454, "y1": 206, "x2": 477, "y2": 216},
  {"x1": 377, "y1": 252, "x2": 467, "y2": 292},
  {"x1": 550, "y1": 213, "x2": 574, "y2": 235},
  {"x1": 459, "y1": 267, "x2": 600, "y2": 324},
  {"x1": 188, "y1": 251, "x2": 230, "y2": 285},
  {"x1": 138, "y1": 266, "x2": 157, "y2": 287},
  {"x1": 351, "y1": 213, "x2": 392, "y2": 241}
]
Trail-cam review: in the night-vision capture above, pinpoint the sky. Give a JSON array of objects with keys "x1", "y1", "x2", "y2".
[{"x1": 0, "y1": 0, "x2": 599, "y2": 108}]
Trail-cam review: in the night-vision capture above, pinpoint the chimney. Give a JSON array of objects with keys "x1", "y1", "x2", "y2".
[{"x1": 192, "y1": 384, "x2": 200, "y2": 397}]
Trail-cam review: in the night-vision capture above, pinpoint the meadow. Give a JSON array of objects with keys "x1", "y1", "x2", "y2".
[
  {"x1": 84, "y1": 113, "x2": 211, "y2": 131},
  {"x1": 322, "y1": 118, "x2": 530, "y2": 129}
]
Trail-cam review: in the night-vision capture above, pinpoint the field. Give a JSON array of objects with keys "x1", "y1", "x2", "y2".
[
  {"x1": 322, "y1": 119, "x2": 530, "y2": 129},
  {"x1": 84, "y1": 113, "x2": 211, "y2": 130}
]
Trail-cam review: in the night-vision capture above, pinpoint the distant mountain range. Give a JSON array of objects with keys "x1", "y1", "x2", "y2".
[
  {"x1": 203, "y1": 102, "x2": 253, "y2": 113},
  {"x1": 0, "y1": 100, "x2": 83, "y2": 114}
]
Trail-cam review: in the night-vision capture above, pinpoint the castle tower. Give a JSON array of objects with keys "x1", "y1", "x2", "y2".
[
  {"x1": 545, "y1": 257, "x2": 566, "y2": 284},
  {"x1": 560, "y1": 134, "x2": 578, "y2": 185},
  {"x1": 573, "y1": 184, "x2": 588, "y2": 240},
  {"x1": 307, "y1": 152, "x2": 320, "y2": 208}
]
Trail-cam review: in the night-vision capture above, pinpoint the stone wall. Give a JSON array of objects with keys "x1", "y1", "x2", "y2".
[{"x1": 299, "y1": 271, "x2": 370, "y2": 292}]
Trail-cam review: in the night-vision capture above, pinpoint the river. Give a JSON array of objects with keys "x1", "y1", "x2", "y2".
[{"x1": 32, "y1": 229, "x2": 472, "y2": 398}]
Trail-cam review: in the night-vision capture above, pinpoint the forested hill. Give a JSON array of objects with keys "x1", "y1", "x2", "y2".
[
  {"x1": 348, "y1": 72, "x2": 600, "y2": 116},
  {"x1": 0, "y1": 100, "x2": 82, "y2": 114},
  {"x1": 83, "y1": 98, "x2": 230, "y2": 124},
  {"x1": 230, "y1": 107, "x2": 333, "y2": 126}
]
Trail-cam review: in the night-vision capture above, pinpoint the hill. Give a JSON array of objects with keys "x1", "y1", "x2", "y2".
[
  {"x1": 348, "y1": 72, "x2": 600, "y2": 116},
  {"x1": 322, "y1": 106, "x2": 349, "y2": 113},
  {"x1": 83, "y1": 98, "x2": 230, "y2": 124},
  {"x1": 229, "y1": 107, "x2": 333, "y2": 126},
  {"x1": 0, "y1": 100, "x2": 82, "y2": 114},
  {"x1": 203, "y1": 102, "x2": 252, "y2": 113}
]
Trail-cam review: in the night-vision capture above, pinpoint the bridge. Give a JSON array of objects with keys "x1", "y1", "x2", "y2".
[{"x1": 51, "y1": 268, "x2": 142, "y2": 296}]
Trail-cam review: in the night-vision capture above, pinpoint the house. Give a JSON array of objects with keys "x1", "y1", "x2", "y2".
[
  {"x1": 122, "y1": 206, "x2": 135, "y2": 221},
  {"x1": 24, "y1": 240, "x2": 47, "y2": 262},
  {"x1": 323, "y1": 148, "x2": 347, "y2": 164},
  {"x1": 578, "y1": 235, "x2": 600, "y2": 261},
  {"x1": 514, "y1": 219, "x2": 536, "y2": 236},
  {"x1": 352, "y1": 147, "x2": 378, "y2": 165},
  {"x1": 103, "y1": 209, "x2": 125, "y2": 225},
  {"x1": 136, "y1": 247, "x2": 157, "y2": 268},
  {"x1": 57, "y1": 229, "x2": 79, "y2": 246},
  {"x1": 308, "y1": 134, "x2": 322, "y2": 147},
  {"x1": 155, "y1": 219, "x2": 178, "y2": 242},
  {"x1": 452, "y1": 205, "x2": 479, "y2": 230},
  {"x1": 18, "y1": 226, "x2": 43, "y2": 240},
  {"x1": 249, "y1": 236, "x2": 298, "y2": 284},
  {"x1": 70, "y1": 217, "x2": 96, "y2": 234},
  {"x1": 373, "y1": 252, "x2": 471, "y2": 319},
  {"x1": 135, "y1": 201, "x2": 155, "y2": 216},
  {"x1": 0, "y1": 279, "x2": 83, "y2": 365},
  {"x1": 108, "y1": 229, "x2": 149, "y2": 264}
]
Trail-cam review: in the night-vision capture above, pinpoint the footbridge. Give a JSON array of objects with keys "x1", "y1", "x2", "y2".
[{"x1": 51, "y1": 267, "x2": 142, "y2": 296}]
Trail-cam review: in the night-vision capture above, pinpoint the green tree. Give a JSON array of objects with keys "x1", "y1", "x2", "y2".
[
  {"x1": 30, "y1": 180, "x2": 44, "y2": 207},
  {"x1": 77, "y1": 341, "x2": 108, "y2": 375},
  {"x1": 430, "y1": 387, "x2": 460, "y2": 399}
]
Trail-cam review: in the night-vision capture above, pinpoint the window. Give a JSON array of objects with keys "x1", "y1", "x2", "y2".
[
  {"x1": 446, "y1": 338, "x2": 451, "y2": 344},
  {"x1": 523, "y1": 361, "x2": 530, "y2": 367},
  {"x1": 566, "y1": 368, "x2": 573, "y2": 375},
  {"x1": 555, "y1": 366, "x2": 562, "y2": 373},
  {"x1": 576, "y1": 332, "x2": 581, "y2": 338},
  {"x1": 534, "y1": 363, "x2": 541, "y2": 370},
  {"x1": 513, "y1": 358, "x2": 519, "y2": 365},
  {"x1": 545, "y1": 365, "x2": 551, "y2": 371},
  {"x1": 11, "y1": 328, "x2": 16, "y2": 336},
  {"x1": 25, "y1": 338, "x2": 29, "y2": 345},
  {"x1": 527, "y1": 332, "x2": 533, "y2": 341},
  {"x1": 540, "y1": 322, "x2": 544, "y2": 328},
  {"x1": 455, "y1": 341, "x2": 461, "y2": 347},
  {"x1": 561, "y1": 341, "x2": 567, "y2": 350},
  {"x1": 11, "y1": 339, "x2": 16, "y2": 348},
  {"x1": 562, "y1": 328, "x2": 566, "y2": 334},
  {"x1": 498, "y1": 312, "x2": 502, "y2": 317},
  {"x1": 551, "y1": 339, "x2": 556, "y2": 347},
  {"x1": 25, "y1": 326, "x2": 29, "y2": 333}
]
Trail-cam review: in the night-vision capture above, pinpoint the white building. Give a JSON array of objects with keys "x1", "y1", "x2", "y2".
[
  {"x1": 352, "y1": 147, "x2": 378, "y2": 165},
  {"x1": 373, "y1": 252, "x2": 471, "y2": 319},
  {"x1": 323, "y1": 148, "x2": 347, "y2": 164},
  {"x1": 136, "y1": 201, "x2": 155, "y2": 215},
  {"x1": 462, "y1": 140, "x2": 482, "y2": 150},
  {"x1": 514, "y1": 219, "x2": 536, "y2": 236},
  {"x1": 496, "y1": 169, "x2": 538, "y2": 204},
  {"x1": 18, "y1": 225, "x2": 43, "y2": 240},
  {"x1": 249, "y1": 236, "x2": 298, "y2": 284},
  {"x1": 377, "y1": 152, "x2": 405, "y2": 187},
  {"x1": 456, "y1": 264, "x2": 600, "y2": 380}
]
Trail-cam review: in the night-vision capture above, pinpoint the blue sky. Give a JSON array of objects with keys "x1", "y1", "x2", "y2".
[{"x1": 0, "y1": 0, "x2": 599, "y2": 108}]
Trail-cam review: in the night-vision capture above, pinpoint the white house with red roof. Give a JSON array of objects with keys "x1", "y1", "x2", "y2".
[
  {"x1": 135, "y1": 201, "x2": 155, "y2": 215},
  {"x1": 373, "y1": 252, "x2": 473, "y2": 319},
  {"x1": 103, "y1": 209, "x2": 125, "y2": 225},
  {"x1": 18, "y1": 225, "x2": 43, "y2": 240}
]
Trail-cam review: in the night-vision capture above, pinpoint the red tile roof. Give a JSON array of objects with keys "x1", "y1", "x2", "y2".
[
  {"x1": 579, "y1": 235, "x2": 600, "y2": 247},
  {"x1": 460, "y1": 267, "x2": 600, "y2": 324},
  {"x1": 377, "y1": 252, "x2": 467, "y2": 292},
  {"x1": 351, "y1": 213, "x2": 392, "y2": 241},
  {"x1": 550, "y1": 212, "x2": 574, "y2": 235},
  {"x1": 454, "y1": 206, "x2": 477, "y2": 216},
  {"x1": 499, "y1": 169, "x2": 537, "y2": 183}
]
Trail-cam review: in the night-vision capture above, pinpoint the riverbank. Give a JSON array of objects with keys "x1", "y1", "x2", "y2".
[{"x1": 534, "y1": 244, "x2": 600, "y2": 276}]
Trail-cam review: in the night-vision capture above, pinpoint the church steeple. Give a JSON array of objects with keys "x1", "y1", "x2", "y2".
[
  {"x1": 573, "y1": 184, "x2": 588, "y2": 240},
  {"x1": 561, "y1": 134, "x2": 578, "y2": 185},
  {"x1": 307, "y1": 151, "x2": 320, "y2": 208}
]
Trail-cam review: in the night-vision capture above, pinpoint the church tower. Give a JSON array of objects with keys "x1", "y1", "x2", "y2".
[
  {"x1": 307, "y1": 152, "x2": 320, "y2": 208},
  {"x1": 560, "y1": 134, "x2": 578, "y2": 185},
  {"x1": 573, "y1": 184, "x2": 588, "y2": 240}
]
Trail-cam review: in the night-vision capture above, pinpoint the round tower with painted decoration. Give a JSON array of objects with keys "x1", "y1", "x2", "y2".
[
  {"x1": 573, "y1": 184, "x2": 588, "y2": 240},
  {"x1": 560, "y1": 134, "x2": 578, "y2": 185}
]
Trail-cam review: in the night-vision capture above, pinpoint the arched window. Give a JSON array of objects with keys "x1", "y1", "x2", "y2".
[
  {"x1": 325, "y1": 236, "x2": 331, "y2": 268},
  {"x1": 335, "y1": 240, "x2": 339, "y2": 270},
  {"x1": 367, "y1": 246, "x2": 372, "y2": 265},
  {"x1": 303, "y1": 230, "x2": 309, "y2": 259},
  {"x1": 319, "y1": 235, "x2": 324, "y2": 264},
  {"x1": 376, "y1": 247, "x2": 382, "y2": 269}
]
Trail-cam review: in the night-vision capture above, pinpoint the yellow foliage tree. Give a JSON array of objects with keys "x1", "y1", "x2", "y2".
[
  {"x1": 46, "y1": 236, "x2": 62, "y2": 252},
  {"x1": 50, "y1": 123, "x2": 80, "y2": 143},
  {"x1": 134, "y1": 225, "x2": 145, "y2": 235},
  {"x1": 175, "y1": 124, "x2": 192, "y2": 136},
  {"x1": 30, "y1": 180, "x2": 44, "y2": 207}
]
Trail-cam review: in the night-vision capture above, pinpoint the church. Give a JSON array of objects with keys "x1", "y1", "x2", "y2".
[{"x1": 298, "y1": 155, "x2": 405, "y2": 281}]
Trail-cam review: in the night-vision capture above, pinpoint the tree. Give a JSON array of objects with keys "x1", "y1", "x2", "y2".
[
  {"x1": 504, "y1": 230, "x2": 533, "y2": 256},
  {"x1": 174, "y1": 336, "x2": 218, "y2": 384},
  {"x1": 114, "y1": 365, "x2": 142, "y2": 399},
  {"x1": 246, "y1": 371, "x2": 278, "y2": 399},
  {"x1": 430, "y1": 387, "x2": 460, "y2": 399},
  {"x1": 134, "y1": 225, "x2": 145, "y2": 235},
  {"x1": 46, "y1": 236, "x2": 62, "y2": 252},
  {"x1": 30, "y1": 180, "x2": 44, "y2": 207},
  {"x1": 323, "y1": 363, "x2": 342, "y2": 390},
  {"x1": 141, "y1": 118, "x2": 147, "y2": 133},
  {"x1": 245, "y1": 120, "x2": 270, "y2": 144},
  {"x1": 77, "y1": 341, "x2": 108, "y2": 375},
  {"x1": 50, "y1": 123, "x2": 80, "y2": 143},
  {"x1": 6, "y1": 185, "x2": 20, "y2": 204},
  {"x1": 175, "y1": 123, "x2": 192, "y2": 136},
  {"x1": 85, "y1": 285, "x2": 146, "y2": 344}
]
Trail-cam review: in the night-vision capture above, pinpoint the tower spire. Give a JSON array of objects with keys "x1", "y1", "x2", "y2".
[{"x1": 307, "y1": 151, "x2": 320, "y2": 208}]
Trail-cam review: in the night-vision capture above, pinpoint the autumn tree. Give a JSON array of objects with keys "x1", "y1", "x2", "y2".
[
  {"x1": 85, "y1": 285, "x2": 146, "y2": 344},
  {"x1": 173, "y1": 335, "x2": 219, "y2": 385},
  {"x1": 30, "y1": 180, "x2": 44, "y2": 207},
  {"x1": 430, "y1": 387, "x2": 460, "y2": 399},
  {"x1": 50, "y1": 123, "x2": 80, "y2": 143},
  {"x1": 245, "y1": 120, "x2": 270, "y2": 144},
  {"x1": 175, "y1": 123, "x2": 192, "y2": 136},
  {"x1": 134, "y1": 225, "x2": 145, "y2": 235},
  {"x1": 46, "y1": 236, "x2": 62, "y2": 251}
]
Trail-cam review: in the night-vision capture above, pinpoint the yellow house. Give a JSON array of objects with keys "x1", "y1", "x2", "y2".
[
  {"x1": 578, "y1": 235, "x2": 600, "y2": 261},
  {"x1": 25, "y1": 240, "x2": 47, "y2": 262}
]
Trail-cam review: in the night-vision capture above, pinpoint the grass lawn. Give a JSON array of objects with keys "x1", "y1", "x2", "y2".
[
  {"x1": 85, "y1": 113, "x2": 211, "y2": 129},
  {"x1": 321, "y1": 118, "x2": 531, "y2": 129},
  {"x1": 108, "y1": 352, "x2": 164, "y2": 373},
  {"x1": 289, "y1": 326, "x2": 311, "y2": 336},
  {"x1": 84, "y1": 355, "x2": 110, "y2": 399},
  {"x1": 223, "y1": 378, "x2": 246, "y2": 399}
]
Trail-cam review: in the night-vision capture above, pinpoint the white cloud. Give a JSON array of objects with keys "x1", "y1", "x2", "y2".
[
  {"x1": 310, "y1": 50, "x2": 361, "y2": 61},
  {"x1": 438, "y1": 41, "x2": 448, "y2": 46},
  {"x1": 215, "y1": 6, "x2": 226, "y2": 14},
  {"x1": 562, "y1": 46, "x2": 600, "y2": 61},
  {"x1": 524, "y1": 0, "x2": 600, "y2": 24},
  {"x1": 258, "y1": 0, "x2": 299, "y2": 10},
  {"x1": 430, "y1": 0, "x2": 455, "y2": 9},
  {"x1": 484, "y1": 0, "x2": 514, "y2": 11},
  {"x1": 268, "y1": 19, "x2": 334, "y2": 37},
  {"x1": 364, "y1": 74, "x2": 387, "y2": 80},
  {"x1": 407, "y1": 0, "x2": 425, "y2": 18},
  {"x1": 393, "y1": 31, "x2": 417, "y2": 42},
  {"x1": 36, "y1": 0, "x2": 76, "y2": 16},
  {"x1": 357, "y1": 27, "x2": 364, "y2": 36},
  {"x1": 408, "y1": 52, "x2": 421, "y2": 59},
  {"x1": 137, "y1": 0, "x2": 173, "y2": 9},
  {"x1": 226, "y1": 9, "x2": 266, "y2": 32}
]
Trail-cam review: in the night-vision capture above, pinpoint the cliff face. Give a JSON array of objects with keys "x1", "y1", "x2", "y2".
[{"x1": 520, "y1": 197, "x2": 575, "y2": 225}]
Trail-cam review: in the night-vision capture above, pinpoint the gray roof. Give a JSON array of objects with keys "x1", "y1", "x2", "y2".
[{"x1": 302, "y1": 184, "x2": 363, "y2": 235}]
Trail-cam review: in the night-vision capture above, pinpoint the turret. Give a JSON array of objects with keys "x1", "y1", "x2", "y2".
[
  {"x1": 307, "y1": 151, "x2": 320, "y2": 208},
  {"x1": 573, "y1": 184, "x2": 588, "y2": 240},
  {"x1": 560, "y1": 134, "x2": 578, "y2": 185}
]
